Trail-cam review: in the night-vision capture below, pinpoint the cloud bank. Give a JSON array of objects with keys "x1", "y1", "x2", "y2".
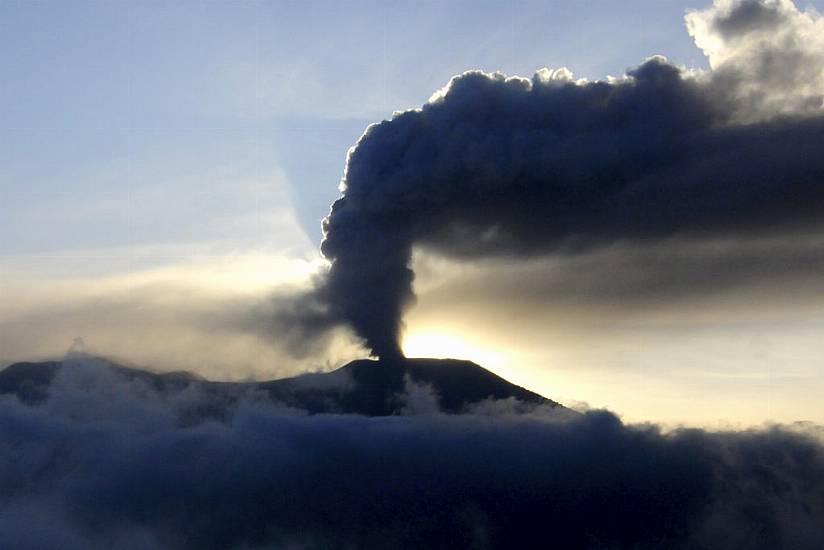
[
  {"x1": 1, "y1": 362, "x2": 823, "y2": 549},
  {"x1": 313, "y1": 0, "x2": 824, "y2": 357}
]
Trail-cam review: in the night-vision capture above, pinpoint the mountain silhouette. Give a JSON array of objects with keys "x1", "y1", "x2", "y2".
[{"x1": 0, "y1": 354, "x2": 562, "y2": 416}]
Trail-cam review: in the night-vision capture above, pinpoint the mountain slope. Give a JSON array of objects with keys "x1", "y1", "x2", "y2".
[{"x1": 0, "y1": 354, "x2": 563, "y2": 416}]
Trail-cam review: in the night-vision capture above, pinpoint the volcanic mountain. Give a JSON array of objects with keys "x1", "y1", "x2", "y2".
[{"x1": 0, "y1": 354, "x2": 563, "y2": 417}]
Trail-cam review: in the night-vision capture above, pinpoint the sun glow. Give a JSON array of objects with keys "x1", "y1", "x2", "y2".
[{"x1": 402, "y1": 329, "x2": 507, "y2": 371}]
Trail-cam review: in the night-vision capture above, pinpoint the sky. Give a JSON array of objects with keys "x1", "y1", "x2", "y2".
[{"x1": 2, "y1": 0, "x2": 824, "y2": 426}]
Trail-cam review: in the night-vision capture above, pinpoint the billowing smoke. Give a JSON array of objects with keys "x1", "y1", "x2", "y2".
[{"x1": 317, "y1": 0, "x2": 824, "y2": 357}]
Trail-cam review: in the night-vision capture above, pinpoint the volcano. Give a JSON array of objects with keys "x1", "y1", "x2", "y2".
[{"x1": 0, "y1": 354, "x2": 563, "y2": 417}]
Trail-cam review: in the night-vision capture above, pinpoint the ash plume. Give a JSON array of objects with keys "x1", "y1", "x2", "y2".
[{"x1": 316, "y1": 0, "x2": 824, "y2": 357}]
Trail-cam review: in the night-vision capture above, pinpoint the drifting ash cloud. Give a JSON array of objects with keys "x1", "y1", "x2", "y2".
[
  {"x1": 311, "y1": 0, "x2": 824, "y2": 357},
  {"x1": 1, "y1": 360, "x2": 823, "y2": 550}
]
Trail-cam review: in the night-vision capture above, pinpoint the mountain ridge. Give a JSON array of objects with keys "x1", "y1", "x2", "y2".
[{"x1": 0, "y1": 354, "x2": 564, "y2": 417}]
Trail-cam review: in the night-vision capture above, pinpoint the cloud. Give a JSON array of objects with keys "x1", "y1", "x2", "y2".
[
  {"x1": 0, "y1": 256, "x2": 362, "y2": 380},
  {"x1": 410, "y1": 234, "x2": 824, "y2": 316},
  {"x1": 687, "y1": 0, "x2": 824, "y2": 120},
  {"x1": 316, "y1": 0, "x2": 824, "y2": 356},
  {"x1": 1, "y1": 362, "x2": 823, "y2": 549}
]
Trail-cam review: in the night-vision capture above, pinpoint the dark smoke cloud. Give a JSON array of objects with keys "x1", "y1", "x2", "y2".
[
  {"x1": 411, "y1": 235, "x2": 824, "y2": 317},
  {"x1": 313, "y1": 0, "x2": 824, "y2": 357},
  {"x1": 1, "y1": 363, "x2": 823, "y2": 549}
]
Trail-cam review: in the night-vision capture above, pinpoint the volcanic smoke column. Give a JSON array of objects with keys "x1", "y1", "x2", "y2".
[
  {"x1": 319, "y1": 112, "x2": 428, "y2": 358},
  {"x1": 320, "y1": 191, "x2": 414, "y2": 358},
  {"x1": 317, "y1": 60, "x2": 713, "y2": 359},
  {"x1": 317, "y1": 0, "x2": 824, "y2": 359}
]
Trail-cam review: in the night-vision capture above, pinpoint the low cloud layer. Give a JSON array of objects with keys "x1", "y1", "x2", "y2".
[
  {"x1": 1, "y1": 362, "x2": 823, "y2": 549},
  {"x1": 311, "y1": 0, "x2": 824, "y2": 357}
]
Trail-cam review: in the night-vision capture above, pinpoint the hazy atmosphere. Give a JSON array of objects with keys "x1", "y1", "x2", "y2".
[
  {"x1": 3, "y1": 1, "x2": 824, "y2": 548},
  {"x1": 3, "y1": 0, "x2": 824, "y2": 425}
]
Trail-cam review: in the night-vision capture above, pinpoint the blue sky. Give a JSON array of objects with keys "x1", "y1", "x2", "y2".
[
  {"x1": 2, "y1": 0, "x2": 824, "y2": 425},
  {"x1": 1, "y1": 0, "x2": 717, "y2": 258}
]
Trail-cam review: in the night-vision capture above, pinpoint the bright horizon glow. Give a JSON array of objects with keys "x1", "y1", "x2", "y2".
[{"x1": 402, "y1": 329, "x2": 507, "y2": 372}]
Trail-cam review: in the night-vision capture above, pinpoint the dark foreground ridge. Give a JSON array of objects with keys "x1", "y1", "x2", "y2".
[{"x1": 0, "y1": 354, "x2": 561, "y2": 416}]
